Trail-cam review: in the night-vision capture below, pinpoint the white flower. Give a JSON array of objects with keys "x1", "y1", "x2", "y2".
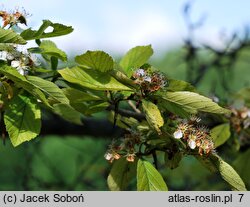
[
  {"x1": 0, "y1": 51, "x2": 8, "y2": 61},
  {"x1": 104, "y1": 152, "x2": 113, "y2": 161},
  {"x1": 144, "y1": 76, "x2": 152, "y2": 82},
  {"x1": 136, "y1": 69, "x2": 145, "y2": 77},
  {"x1": 11, "y1": 60, "x2": 29, "y2": 75},
  {"x1": 173, "y1": 130, "x2": 183, "y2": 139},
  {"x1": 188, "y1": 139, "x2": 196, "y2": 149}
]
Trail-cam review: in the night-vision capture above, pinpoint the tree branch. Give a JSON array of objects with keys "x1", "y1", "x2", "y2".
[{"x1": 106, "y1": 105, "x2": 146, "y2": 121}]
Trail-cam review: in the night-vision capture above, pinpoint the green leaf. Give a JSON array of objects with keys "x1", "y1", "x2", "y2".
[
  {"x1": 53, "y1": 103, "x2": 82, "y2": 125},
  {"x1": 0, "y1": 63, "x2": 51, "y2": 108},
  {"x1": 58, "y1": 66, "x2": 132, "y2": 91},
  {"x1": 211, "y1": 123, "x2": 231, "y2": 147},
  {"x1": 167, "y1": 79, "x2": 196, "y2": 92},
  {"x1": 75, "y1": 51, "x2": 114, "y2": 72},
  {"x1": 26, "y1": 76, "x2": 69, "y2": 104},
  {"x1": 29, "y1": 40, "x2": 67, "y2": 61},
  {"x1": 142, "y1": 100, "x2": 164, "y2": 134},
  {"x1": 0, "y1": 28, "x2": 26, "y2": 44},
  {"x1": 20, "y1": 20, "x2": 73, "y2": 40},
  {"x1": 137, "y1": 159, "x2": 168, "y2": 191},
  {"x1": 120, "y1": 45, "x2": 153, "y2": 77},
  {"x1": 107, "y1": 158, "x2": 137, "y2": 191},
  {"x1": 4, "y1": 94, "x2": 41, "y2": 147},
  {"x1": 62, "y1": 88, "x2": 101, "y2": 102},
  {"x1": 197, "y1": 154, "x2": 246, "y2": 191},
  {"x1": 160, "y1": 91, "x2": 230, "y2": 115}
]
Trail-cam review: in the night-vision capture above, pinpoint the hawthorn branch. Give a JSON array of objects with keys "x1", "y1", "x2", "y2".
[{"x1": 106, "y1": 105, "x2": 145, "y2": 121}]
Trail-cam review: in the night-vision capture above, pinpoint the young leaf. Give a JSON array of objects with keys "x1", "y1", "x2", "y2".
[
  {"x1": 28, "y1": 40, "x2": 67, "y2": 61},
  {"x1": 0, "y1": 28, "x2": 26, "y2": 44},
  {"x1": 20, "y1": 20, "x2": 73, "y2": 40},
  {"x1": 4, "y1": 95, "x2": 41, "y2": 147},
  {"x1": 210, "y1": 123, "x2": 231, "y2": 147},
  {"x1": 53, "y1": 103, "x2": 82, "y2": 125},
  {"x1": 26, "y1": 76, "x2": 70, "y2": 104},
  {"x1": 197, "y1": 154, "x2": 246, "y2": 191},
  {"x1": 137, "y1": 159, "x2": 168, "y2": 191},
  {"x1": 75, "y1": 51, "x2": 114, "y2": 72},
  {"x1": 107, "y1": 158, "x2": 137, "y2": 191},
  {"x1": 120, "y1": 45, "x2": 153, "y2": 77},
  {"x1": 142, "y1": 100, "x2": 164, "y2": 135},
  {"x1": 58, "y1": 66, "x2": 132, "y2": 91},
  {"x1": 160, "y1": 91, "x2": 230, "y2": 115}
]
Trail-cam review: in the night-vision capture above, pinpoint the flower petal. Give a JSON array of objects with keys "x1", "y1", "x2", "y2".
[{"x1": 173, "y1": 130, "x2": 183, "y2": 139}]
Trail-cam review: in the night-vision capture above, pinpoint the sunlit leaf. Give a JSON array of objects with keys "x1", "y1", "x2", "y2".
[
  {"x1": 137, "y1": 159, "x2": 168, "y2": 191},
  {"x1": 142, "y1": 100, "x2": 164, "y2": 135},
  {"x1": 75, "y1": 51, "x2": 114, "y2": 72},
  {"x1": 0, "y1": 28, "x2": 26, "y2": 44},
  {"x1": 20, "y1": 20, "x2": 73, "y2": 40},
  {"x1": 28, "y1": 40, "x2": 67, "y2": 61},
  {"x1": 26, "y1": 76, "x2": 69, "y2": 105},
  {"x1": 159, "y1": 91, "x2": 230, "y2": 115},
  {"x1": 4, "y1": 94, "x2": 41, "y2": 147},
  {"x1": 120, "y1": 45, "x2": 153, "y2": 77},
  {"x1": 58, "y1": 66, "x2": 132, "y2": 91}
]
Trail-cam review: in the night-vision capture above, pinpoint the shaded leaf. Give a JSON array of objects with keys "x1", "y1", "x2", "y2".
[
  {"x1": 62, "y1": 88, "x2": 101, "y2": 102},
  {"x1": 53, "y1": 103, "x2": 82, "y2": 125},
  {"x1": 165, "y1": 151, "x2": 183, "y2": 169},
  {"x1": 75, "y1": 51, "x2": 113, "y2": 72},
  {"x1": 160, "y1": 91, "x2": 230, "y2": 115},
  {"x1": 28, "y1": 40, "x2": 67, "y2": 61},
  {"x1": 107, "y1": 158, "x2": 137, "y2": 191},
  {"x1": 211, "y1": 123, "x2": 231, "y2": 147},
  {"x1": 196, "y1": 154, "x2": 246, "y2": 191},
  {"x1": 142, "y1": 100, "x2": 164, "y2": 134},
  {"x1": 137, "y1": 159, "x2": 168, "y2": 191},
  {"x1": 20, "y1": 20, "x2": 73, "y2": 40},
  {"x1": 0, "y1": 28, "x2": 26, "y2": 44},
  {"x1": 120, "y1": 45, "x2": 153, "y2": 77},
  {"x1": 58, "y1": 66, "x2": 132, "y2": 91},
  {"x1": 4, "y1": 95, "x2": 41, "y2": 147}
]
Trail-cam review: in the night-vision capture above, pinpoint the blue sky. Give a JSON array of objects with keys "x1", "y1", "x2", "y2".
[{"x1": 2, "y1": 0, "x2": 250, "y2": 56}]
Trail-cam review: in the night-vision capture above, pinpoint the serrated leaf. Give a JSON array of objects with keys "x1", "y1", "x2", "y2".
[
  {"x1": 20, "y1": 20, "x2": 73, "y2": 40},
  {"x1": 53, "y1": 103, "x2": 82, "y2": 125},
  {"x1": 58, "y1": 66, "x2": 132, "y2": 91},
  {"x1": 26, "y1": 76, "x2": 69, "y2": 104},
  {"x1": 29, "y1": 40, "x2": 67, "y2": 61},
  {"x1": 120, "y1": 45, "x2": 153, "y2": 77},
  {"x1": 75, "y1": 51, "x2": 114, "y2": 72},
  {"x1": 211, "y1": 123, "x2": 231, "y2": 147},
  {"x1": 0, "y1": 63, "x2": 51, "y2": 108},
  {"x1": 0, "y1": 28, "x2": 26, "y2": 44},
  {"x1": 4, "y1": 94, "x2": 41, "y2": 147},
  {"x1": 142, "y1": 100, "x2": 164, "y2": 135},
  {"x1": 196, "y1": 154, "x2": 246, "y2": 191},
  {"x1": 137, "y1": 159, "x2": 168, "y2": 191},
  {"x1": 160, "y1": 91, "x2": 230, "y2": 115},
  {"x1": 62, "y1": 88, "x2": 101, "y2": 102},
  {"x1": 107, "y1": 158, "x2": 137, "y2": 191}
]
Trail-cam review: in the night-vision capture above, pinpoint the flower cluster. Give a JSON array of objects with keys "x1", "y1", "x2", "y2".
[
  {"x1": 0, "y1": 45, "x2": 39, "y2": 75},
  {"x1": 0, "y1": 8, "x2": 29, "y2": 28},
  {"x1": 104, "y1": 131, "x2": 141, "y2": 163},
  {"x1": 230, "y1": 106, "x2": 250, "y2": 133},
  {"x1": 173, "y1": 116, "x2": 214, "y2": 155},
  {"x1": 132, "y1": 68, "x2": 167, "y2": 93}
]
